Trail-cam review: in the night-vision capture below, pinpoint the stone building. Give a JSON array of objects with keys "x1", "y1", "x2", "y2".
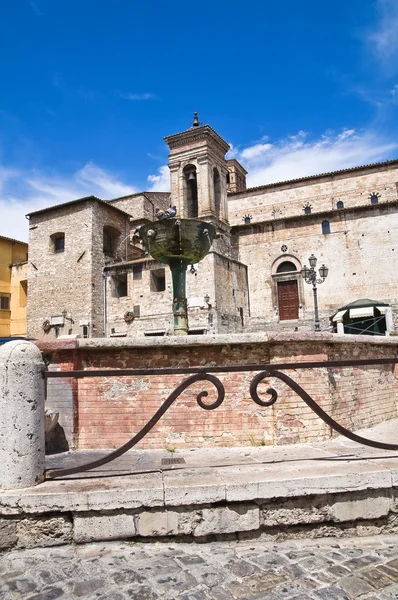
[
  {"x1": 0, "y1": 235, "x2": 28, "y2": 338},
  {"x1": 26, "y1": 116, "x2": 398, "y2": 339}
]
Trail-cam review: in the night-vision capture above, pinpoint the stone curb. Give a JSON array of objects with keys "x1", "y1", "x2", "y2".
[
  {"x1": 0, "y1": 454, "x2": 397, "y2": 548},
  {"x1": 34, "y1": 330, "x2": 398, "y2": 351}
]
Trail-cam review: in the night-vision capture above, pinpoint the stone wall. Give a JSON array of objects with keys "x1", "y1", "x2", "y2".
[
  {"x1": 105, "y1": 250, "x2": 250, "y2": 337},
  {"x1": 232, "y1": 202, "x2": 398, "y2": 330},
  {"x1": 28, "y1": 202, "x2": 95, "y2": 340},
  {"x1": 37, "y1": 333, "x2": 398, "y2": 451},
  {"x1": 228, "y1": 162, "x2": 398, "y2": 226},
  {"x1": 27, "y1": 199, "x2": 130, "y2": 340},
  {"x1": 90, "y1": 201, "x2": 130, "y2": 337},
  {"x1": 108, "y1": 192, "x2": 171, "y2": 223}
]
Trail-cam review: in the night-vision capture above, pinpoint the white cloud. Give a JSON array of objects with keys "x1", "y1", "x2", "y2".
[
  {"x1": 145, "y1": 128, "x2": 397, "y2": 192},
  {"x1": 0, "y1": 167, "x2": 20, "y2": 195},
  {"x1": 76, "y1": 163, "x2": 134, "y2": 197},
  {"x1": 240, "y1": 143, "x2": 273, "y2": 160},
  {"x1": 0, "y1": 163, "x2": 138, "y2": 242},
  {"x1": 119, "y1": 93, "x2": 157, "y2": 101},
  {"x1": 233, "y1": 129, "x2": 397, "y2": 188},
  {"x1": 147, "y1": 165, "x2": 170, "y2": 191},
  {"x1": 226, "y1": 142, "x2": 238, "y2": 159},
  {"x1": 368, "y1": 0, "x2": 398, "y2": 66}
]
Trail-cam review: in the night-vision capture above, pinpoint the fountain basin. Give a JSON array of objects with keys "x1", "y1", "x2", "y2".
[{"x1": 139, "y1": 218, "x2": 216, "y2": 265}]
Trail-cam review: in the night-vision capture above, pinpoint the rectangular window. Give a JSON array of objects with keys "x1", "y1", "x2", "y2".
[
  {"x1": 103, "y1": 227, "x2": 120, "y2": 257},
  {"x1": 133, "y1": 264, "x2": 143, "y2": 280},
  {"x1": 51, "y1": 233, "x2": 65, "y2": 253},
  {"x1": 0, "y1": 295, "x2": 10, "y2": 310},
  {"x1": 103, "y1": 231, "x2": 114, "y2": 256},
  {"x1": 112, "y1": 273, "x2": 128, "y2": 298},
  {"x1": 20, "y1": 281, "x2": 27, "y2": 308},
  {"x1": 150, "y1": 268, "x2": 166, "y2": 292},
  {"x1": 144, "y1": 330, "x2": 166, "y2": 337}
]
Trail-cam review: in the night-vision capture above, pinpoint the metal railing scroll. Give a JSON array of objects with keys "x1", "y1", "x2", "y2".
[{"x1": 45, "y1": 357, "x2": 398, "y2": 479}]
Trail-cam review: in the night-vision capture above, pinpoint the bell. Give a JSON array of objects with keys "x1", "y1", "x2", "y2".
[{"x1": 187, "y1": 171, "x2": 196, "y2": 182}]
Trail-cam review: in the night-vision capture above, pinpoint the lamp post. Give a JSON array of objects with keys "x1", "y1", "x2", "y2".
[{"x1": 301, "y1": 254, "x2": 329, "y2": 331}]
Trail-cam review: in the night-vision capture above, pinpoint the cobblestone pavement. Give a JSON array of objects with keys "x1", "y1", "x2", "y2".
[{"x1": 1, "y1": 536, "x2": 398, "y2": 600}]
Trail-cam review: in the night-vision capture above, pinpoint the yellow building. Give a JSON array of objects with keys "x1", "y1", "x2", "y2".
[{"x1": 0, "y1": 235, "x2": 28, "y2": 338}]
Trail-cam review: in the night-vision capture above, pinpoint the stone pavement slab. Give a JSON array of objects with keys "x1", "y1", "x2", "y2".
[{"x1": 1, "y1": 535, "x2": 398, "y2": 600}]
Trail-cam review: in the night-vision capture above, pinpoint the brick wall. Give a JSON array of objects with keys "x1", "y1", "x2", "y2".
[{"x1": 37, "y1": 333, "x2": 398, "y2": 450}]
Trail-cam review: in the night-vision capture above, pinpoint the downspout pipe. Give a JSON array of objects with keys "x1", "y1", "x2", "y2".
[{"x1": 102, "y1": 267, "x2": 107, "y2": 337}]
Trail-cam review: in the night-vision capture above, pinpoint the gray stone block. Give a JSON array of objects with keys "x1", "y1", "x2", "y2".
[
  {"x1": 0, "y1": 518, "x2": 17, "y2": 549},
  {"x1": 17, "y1": 516, "x2": 72, "y2": 548},
  {"x1": 136, "y1": 510, "x2": 179, "y2": 537},
  {"x1": 328, "y1": 491, "x2": 391, "y2": 523},
  {"x1": 74, "y1": 511, "x2": 137, "y2": 543},
  {"x1": 194, "y1": 504, "x2": 259, "y2": 537}
]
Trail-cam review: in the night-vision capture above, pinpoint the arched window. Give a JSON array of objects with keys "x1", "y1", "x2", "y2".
[
  {"x1": 276, "y1": 261, "x2": 297, "y2": 273},
  {"x1": 322, "y1": 220, "x2": 331, "y2": 234},
  {"x1": 213, "y1": 167, "x2": 221, "y2": 217},
  {"x1": 370, "y1": 193, "x2": 379, "y2": 205},
  {"x1": 183, "y1": 165, "x2": 198, "y2": 217},
  {"x1": 336, "y1": 200, "x2": 344, "y2": 209}
]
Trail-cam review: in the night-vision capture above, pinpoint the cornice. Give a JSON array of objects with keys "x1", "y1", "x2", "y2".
[
  {"x1": 230, "y1": 198, "x2": 398, "y2": 233},
  {"x1": 164, "y1": 125, "x2": 230, "y2": 154}
]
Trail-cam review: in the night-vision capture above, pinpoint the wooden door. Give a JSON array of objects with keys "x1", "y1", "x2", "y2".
[{"x1": 278, "y1": 280, "x2": 299, "y2": 320}]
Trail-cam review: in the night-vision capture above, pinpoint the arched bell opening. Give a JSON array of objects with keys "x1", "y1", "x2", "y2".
[
  {"x1": 213, "y1": 167, "x2": 221, "y2": 218},
  {"x1": 183, "y1": 164, "x2": 198, "y2": 218}
]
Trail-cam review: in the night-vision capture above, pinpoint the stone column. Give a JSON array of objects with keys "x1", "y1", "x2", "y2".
[
  {"x1": 168, "y1": 163, "x2": 181, "y2": 213},
  {"x1": 385, "y1": 307, "x2": 394, "y2": 334},
  {"x1": 0, "y1": 341, "x2": 45, "y2": 489},
  {"x1": 336, "y1": 319, "x2": 344, "y2": 334},
  {"x1": 220, "y1": 165, "x2": 230, "y2": 224},
  {"x1": 197, "y1": 157, "x2": 213, "y2": 216}
]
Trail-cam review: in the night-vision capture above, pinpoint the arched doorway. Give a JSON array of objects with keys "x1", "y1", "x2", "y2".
[{"x1": 272, "y1": 258, "x2": 302, "y2": 321}]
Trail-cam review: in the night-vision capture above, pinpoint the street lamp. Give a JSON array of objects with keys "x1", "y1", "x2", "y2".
[{"x1": 301, "y1": 254, "x2": 329, "y2": 331}]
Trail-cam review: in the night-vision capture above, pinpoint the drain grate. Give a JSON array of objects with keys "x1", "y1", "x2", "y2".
[{"x1": 161, "y1": 457, "x2": 186, "y2": 466}]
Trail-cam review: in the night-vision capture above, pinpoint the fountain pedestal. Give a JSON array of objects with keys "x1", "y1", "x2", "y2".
[{"x1": 170, "y1": 259, "x2": 189, "y2": 335}]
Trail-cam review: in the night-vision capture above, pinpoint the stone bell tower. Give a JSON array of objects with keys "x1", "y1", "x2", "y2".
[
  {"x1": 163, "y1": 114, "x2": 249, "y2": 333},
  {"x1": 164, "y1": 113, "x2": 230, "y2": 227}
]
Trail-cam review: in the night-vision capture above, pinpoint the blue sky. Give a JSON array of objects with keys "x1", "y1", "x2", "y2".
[{"x1": 1, "y1": 0, "x2": 398, "y2": 240}]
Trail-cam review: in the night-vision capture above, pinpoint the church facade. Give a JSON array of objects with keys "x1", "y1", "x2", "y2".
[{"x1": 26, "y1": 118, "x2": 398, "y2": 339}]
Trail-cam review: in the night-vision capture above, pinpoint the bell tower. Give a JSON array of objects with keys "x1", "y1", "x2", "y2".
[{"x1": 164, "y1": 113, "x2": 230, "y2": 225}]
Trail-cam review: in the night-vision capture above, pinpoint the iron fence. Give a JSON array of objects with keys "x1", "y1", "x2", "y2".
[{"x1": 45, "y1": 357, "x2": 398, "y2": 479}]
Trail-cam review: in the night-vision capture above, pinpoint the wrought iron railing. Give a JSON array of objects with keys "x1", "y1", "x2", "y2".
[{"x1": 45, "y1": 357, "x2": 398, "y2": 479}]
